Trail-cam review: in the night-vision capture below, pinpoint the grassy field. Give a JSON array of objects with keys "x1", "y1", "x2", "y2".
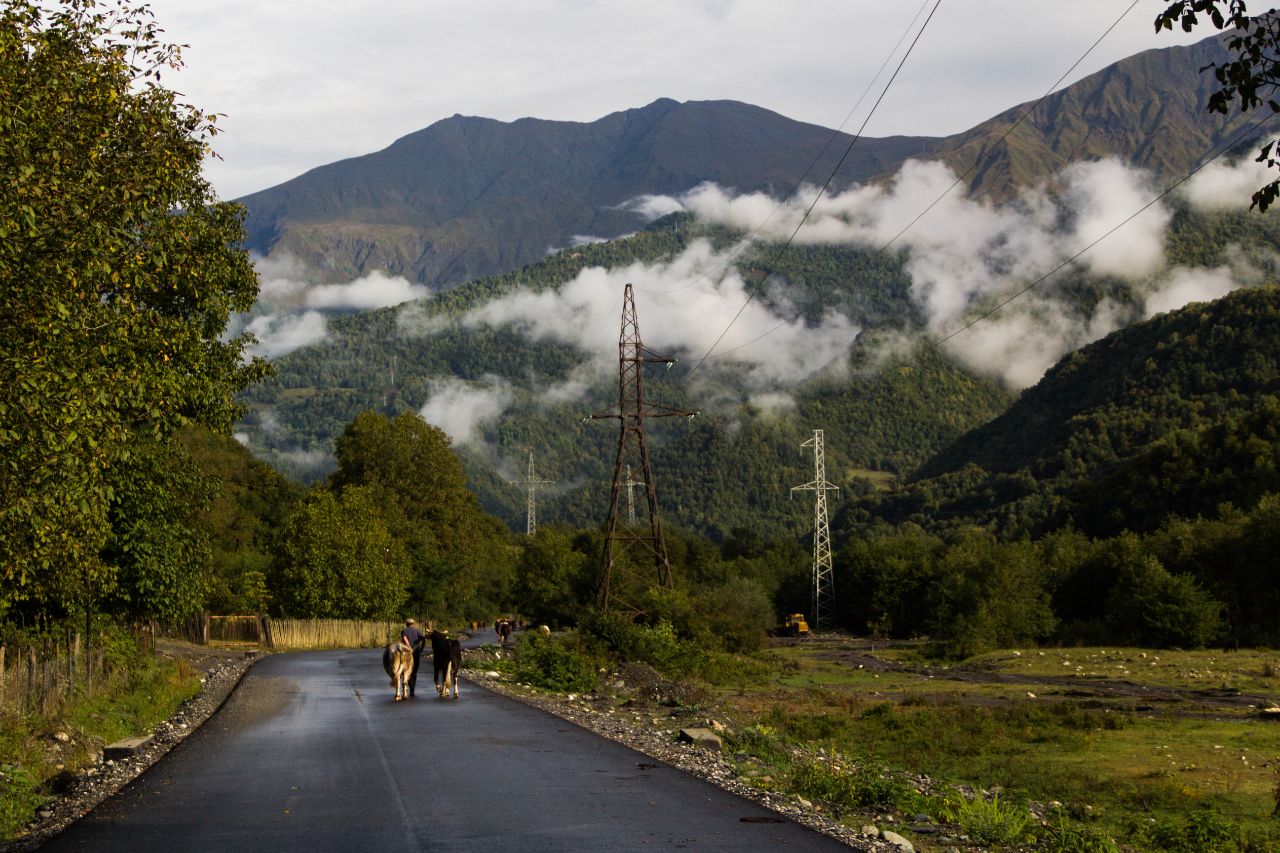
[{"x1": 716, "y1": 638, "x2": 1280, "y2": 851}]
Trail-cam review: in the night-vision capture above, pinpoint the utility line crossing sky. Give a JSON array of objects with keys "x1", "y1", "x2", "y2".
[{"x1": 147, "y1": 0, "x2": 1205, "y2": 200}]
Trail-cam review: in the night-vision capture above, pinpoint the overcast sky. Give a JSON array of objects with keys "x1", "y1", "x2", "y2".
[{"x1": 146, "y1": 0, "x2": 1207, "y2": 201}]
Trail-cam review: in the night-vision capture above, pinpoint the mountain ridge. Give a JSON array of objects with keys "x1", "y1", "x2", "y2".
[{"x1": 238, "y1": 31, "x2": 1252, "y2": 290}]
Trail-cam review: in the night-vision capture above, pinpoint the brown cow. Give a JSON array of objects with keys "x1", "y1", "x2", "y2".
[{"x1": 385, "y1": 639, "x2": 415, "y2": 701}]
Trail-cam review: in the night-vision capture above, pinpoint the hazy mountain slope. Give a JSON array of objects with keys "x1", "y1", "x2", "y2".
[
  {"x1": 849, "y1": 285, "x2": 1280, "y2": 538},
  {"x1": 238, "y1": 218, "x2": 1012, "y2": 539},
  {"x1": 237, "y1": 31, "x2": 1251, "y2": 291},
  {"x1": 925, "y1": 33, "x2": 1257, "y2": 199},
  {"x1": 238, "y1": 99, "x2": 936, "y2": 288}
]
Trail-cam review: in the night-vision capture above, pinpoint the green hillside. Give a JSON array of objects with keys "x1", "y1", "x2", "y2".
[
  {"x1": 239, "y1": 216, "x2": 1012, "y2": 540},
  {"x1": 850, "y1": 285, "x2": 1280, "y2": 539}
]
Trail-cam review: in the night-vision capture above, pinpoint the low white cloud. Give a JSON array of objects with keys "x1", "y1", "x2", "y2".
[
  {"x1": 244, "y1": 310, "x2": 328, "y2": 358},
  {"x1": 620, "y1": 157, "x2": 1259, "y2": 390},
  {"x1": 619, "y1": 194, "x2": 686, "y2": 221},
  {"x1": 419, "y1": 377, "x2": 513, "y2": 446},
  {"x1": 1183, "y1": 157, "x2": 1274, "y2": 210},
  {"x1": 460, "y1": 238, "x2": 860, "y2": 396},
  {"x1": 1143, "y1": 265, "x2": 1240, "y2": 318},
  {"x1": 235, "y1": 254, "x2": 431, "y2": 359},
  {"x1": 304, "y1": 270, "x2": 428, "y2": 310}
]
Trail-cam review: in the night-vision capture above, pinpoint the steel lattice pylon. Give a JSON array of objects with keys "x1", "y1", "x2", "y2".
[
  {"x1": 792, "y1": 429, "x2": 839, "y2": 632},
  {"x1": 622, "y1": 464, "x2": 643, "y2": 525},
  {"x1": 592, "y1": 283, "x2": 693, "y2": 616},
  {"x1": 510, "y1": 451, "x2": 554, "y2": 535}
]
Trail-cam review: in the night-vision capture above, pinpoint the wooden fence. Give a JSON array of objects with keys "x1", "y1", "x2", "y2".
[
  {"x1": 267, "y1": 618, "x2": 412, "y2": 651},
  {"x1": 0, "y1": 626, "x2": 151, "y2": 716},
  {"x1": 159, "y1": 616, "x2": 430, "y2": 652}
]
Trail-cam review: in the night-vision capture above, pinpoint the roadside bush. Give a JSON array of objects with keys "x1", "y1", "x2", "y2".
[
  {"x1": 0, "y1": 763, "x2": 43, "y2": 841},
  {"x1": 582, "y1": 612, "x2": 691, "y2": 675},
  {"x1": 694, "y1": 577, "x2": 773, "y2": 653},
  {"x1": 511, "y1": 630, "x2": 598, "y2": 693},
  {"x1": 957, "y1": 794, "x2": 1035, "y2": 846},
  {"x1": 1044, "y1": 821, "x2": 1120, "y2": 853},
  {"x1": 1140, "y1": 809, "x2": 1238, "y2": 853},
  {"x1": 788, "y1": 761, "x2": 911, "y2": 811}
]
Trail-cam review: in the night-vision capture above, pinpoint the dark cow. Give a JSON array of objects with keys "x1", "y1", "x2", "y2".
[
  {"x1": 427, "y1": 629, "x2": 462, "y2": 699},
  {"x1": 495, "y1": 618, "x2": 513, "y2": 645}
]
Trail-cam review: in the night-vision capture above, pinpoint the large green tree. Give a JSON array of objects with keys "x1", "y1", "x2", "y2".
[
  {"x1": 330, "y1": 411, "x2": 515, "y2": 618},
  {"x1": 0, "y1": 1, "x2": 266, "y2": 620},
  {"x1": 274, "y1": 486, "x2": 410, "y2": 619}
]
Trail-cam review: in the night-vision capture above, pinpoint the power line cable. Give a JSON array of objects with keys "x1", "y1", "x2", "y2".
[
  {"x1": 875, "y1": 0, "x2": 1143, "y2": 255},
  {"x1": 633, "y1": 0, "x2": 936, "y2": 298},
  {"x1": 691, "y1": 0, "x2": 1161, "y2": 365},
  {"x1": 934, "y1": 112, "x2": 1276, "y2": 347},
  {"x1": 687, "y1": 0, "x2": 945, "y2": 376}
]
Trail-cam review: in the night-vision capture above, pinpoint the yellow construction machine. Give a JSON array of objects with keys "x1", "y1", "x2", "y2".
[{"x1": 773, "y1": 613, "x2": 810, "y2": 637}]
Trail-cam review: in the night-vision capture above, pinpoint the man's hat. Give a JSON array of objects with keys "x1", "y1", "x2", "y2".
[{"x1": 406, "y1": 618, "x2": 416, "y2": 625}]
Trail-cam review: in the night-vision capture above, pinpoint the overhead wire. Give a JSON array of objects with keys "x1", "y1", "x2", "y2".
[
  {"x1": 874, "y1": 0, "x2": 1143, "y2": 255},
  {"x1": 686, "y1": 0, "x2": 945, "y2": 377},
  {"x1": 690, "y1": 0, "x2": 1153, "y2": 366},
  {"x1": 633, "y1": 0, "x2": 935, "y2": 298},
  {"x1": 932, "y1": 111, "x2": 1277, "y2": 347}
]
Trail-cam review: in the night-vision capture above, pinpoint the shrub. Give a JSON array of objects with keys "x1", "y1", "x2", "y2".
[
  {"x1": 0, "y1": 764, "x2": 43, "y2": 841},
  {"x1": 582, "y1": 612, "x2": 690, "y2": 675},
  {"x1": 1141, "y1": 809, "x2": 1238, "y2": 853},
  {"x1": 512, "y1": 631, "x2": 598, "y2": 693},
  {"x1": 1044, "y1": 821, "x2": 1121, "y2": 853},
  {"x1": 956, "y1": 794, "x2": 1035, "y2": 846},
  {"x1": 695, "y1": 577, "x2": 774, "y2": 653},
  {"x1": 788, "y1": 761, "x2": 911, "y2": 811}
]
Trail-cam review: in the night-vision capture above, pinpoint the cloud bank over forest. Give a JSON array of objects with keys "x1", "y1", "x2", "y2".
[{"x1": 242, "y1": 154, "x2": 1274, "y2": 455}]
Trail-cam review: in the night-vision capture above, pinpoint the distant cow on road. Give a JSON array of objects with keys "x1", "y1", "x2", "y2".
[
  {"x1": 427, "y1": 630, "x2": 462, "y2": 699},
  {"x1": 495, "y1": 619, "x2": 513, "y2": 645}
]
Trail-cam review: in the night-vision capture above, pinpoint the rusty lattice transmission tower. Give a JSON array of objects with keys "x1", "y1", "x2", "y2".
[
  {"x1": 792, "y1": 429, "x2": 839, "y2": 631},
  {"x1": 510, "y1": 450, "x2": 554, "y2": 535},
  {"x1": 592, "y1": 283, "x2": 693, "y2": 615}
]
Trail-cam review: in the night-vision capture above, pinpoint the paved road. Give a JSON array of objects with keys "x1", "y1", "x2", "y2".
[{"x1": 44, "y1": 636, "x2": 850, "y2": 851}]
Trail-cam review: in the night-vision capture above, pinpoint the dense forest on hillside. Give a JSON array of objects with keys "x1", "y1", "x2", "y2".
[
  {"x1": 850, "y1": 285, "x2": 1280, "y2": 539},
  {"x1": 241, "y1": 203, "x2": 1280, "y2": 542}
]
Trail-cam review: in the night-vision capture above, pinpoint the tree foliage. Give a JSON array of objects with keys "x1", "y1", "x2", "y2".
[
  {"x1": 1157, "y1": 0, "x2": 1280, "y2": 209},
  {"x1": 329, "y1": 411, "x2": 516, "y2": 618},
  {"x1": 274, "y1": 486, "x2": 409, "y2": 619},
  {"x1": 0, "y1": 0, "x2": 267, "y2": 620}
]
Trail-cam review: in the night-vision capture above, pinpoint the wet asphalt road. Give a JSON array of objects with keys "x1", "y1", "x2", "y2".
[{"x1": 43, "y1": 633, "x2": 850, "y2": 851}]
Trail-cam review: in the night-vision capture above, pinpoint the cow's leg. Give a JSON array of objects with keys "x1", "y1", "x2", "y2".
[{"x1": 451, "y1": 663, "x2": 459, "y2": 699}]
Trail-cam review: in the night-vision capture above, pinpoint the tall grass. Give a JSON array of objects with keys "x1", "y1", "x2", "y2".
[{"x1": 267, "y1": 619, "x2": 409, "y2": 650}]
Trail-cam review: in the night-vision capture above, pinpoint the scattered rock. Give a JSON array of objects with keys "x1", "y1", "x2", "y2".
[
  {"x1": 861, "y1": 824, "x2": 880, "y2": 837},
  {"x1": 678, "y1": 728, "x2": 723, "y2": 752},
  {"x1": 881, "y1": 829, "x2": 914, "y2": 851}
]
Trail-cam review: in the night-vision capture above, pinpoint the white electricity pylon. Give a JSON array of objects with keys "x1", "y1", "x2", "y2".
[
  {"x1": 622, "y1": 464, "x2": 645, "y2": 525},
  {"x1": 792, "y1": 429, "x2": 839, "y2": 632},
  {"x1": 511, "y1": 451, "x2": 554, "y2": 535}
]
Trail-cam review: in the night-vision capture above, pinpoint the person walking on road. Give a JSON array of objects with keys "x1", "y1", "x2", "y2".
[{"x1": 401, "y1": 618, "x2": 425, "y2": 697}]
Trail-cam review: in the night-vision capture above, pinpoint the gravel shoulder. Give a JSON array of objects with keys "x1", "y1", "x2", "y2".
[
  {"x1": 0, "y1": 641, "x2": 260, "y2": 853},
  {"x1": 461, "y1": 650, "x2": 907, "y2": 852}
]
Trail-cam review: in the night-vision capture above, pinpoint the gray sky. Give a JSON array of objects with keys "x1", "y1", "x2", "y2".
[{"x1": 146, "y1": 0, "x2": 1207, "y2": 201}]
